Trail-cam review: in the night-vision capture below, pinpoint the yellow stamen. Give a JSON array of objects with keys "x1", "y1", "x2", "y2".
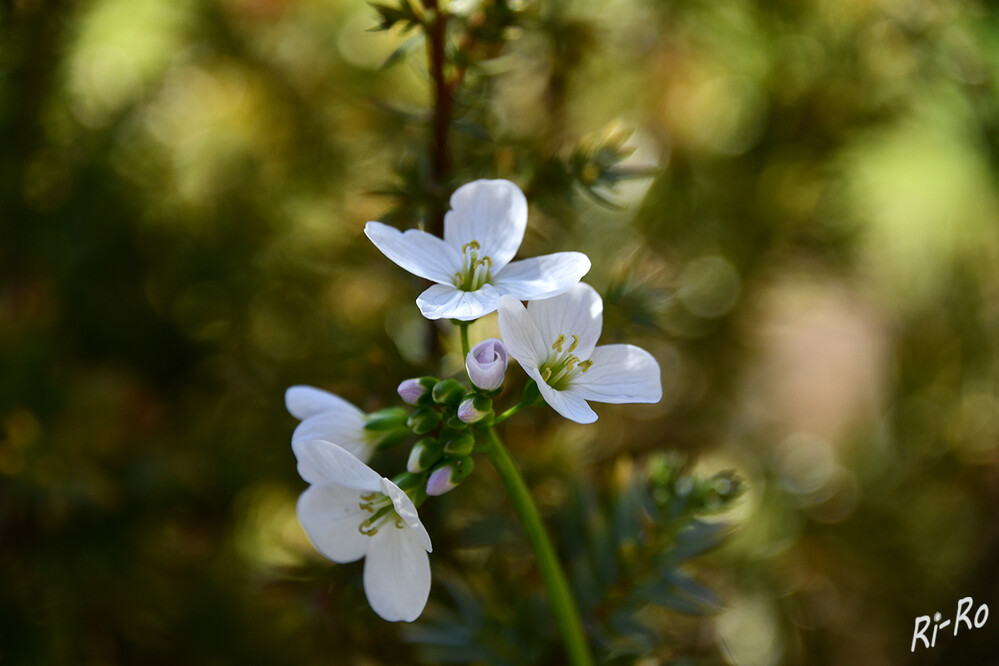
[{"x1": 541, "y1": 332, "x2": 597, "y2": 389}]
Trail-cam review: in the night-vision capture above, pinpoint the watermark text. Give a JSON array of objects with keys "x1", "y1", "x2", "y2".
[{"x1": 911, "y1": 596, "x2": 989, "y2": 652}]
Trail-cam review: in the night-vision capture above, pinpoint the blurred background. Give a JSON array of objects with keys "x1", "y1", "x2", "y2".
[{"x1": 3, "y1": 0, "x2": 999, "y2": 664}]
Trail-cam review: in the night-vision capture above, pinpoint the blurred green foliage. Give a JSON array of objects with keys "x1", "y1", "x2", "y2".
[{"x1": 4, "y1": 0, "x2": 999, "y2": 664}]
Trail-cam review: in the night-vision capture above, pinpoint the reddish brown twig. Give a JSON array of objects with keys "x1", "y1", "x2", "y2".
[{"x1": 422, "y1": 0, "x2": 451, "y2": 235}]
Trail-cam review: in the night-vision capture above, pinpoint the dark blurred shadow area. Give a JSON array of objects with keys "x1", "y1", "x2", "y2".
[{"x1": 3, "y1": 0, "x2": 999, "y2": 664}]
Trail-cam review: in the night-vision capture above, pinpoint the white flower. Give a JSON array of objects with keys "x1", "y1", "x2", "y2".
[
  {"x1": 286, "y1": 385, "x2": 375, "y2": 463},
  {"x1": 294, "y1": 438, "x2": 433, "y2": 622},
  {"x1": 497, "y1": 283, "x2": 662, "y2": 424},
  {"x1": 364, "y1": 179, "x2": 591, "y2": 321}
]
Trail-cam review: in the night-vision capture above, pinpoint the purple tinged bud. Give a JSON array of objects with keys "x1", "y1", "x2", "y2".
[
  {"x1": 397, "y1": 378, "x2": 426, "y2": 405},
  {"x1": 457, "y1": 396, "x2": 489, "y2": 424},
  {"x1": 465, "y1": 338, "x2": 509, "y2": 391},
  {"x1": 426, "y1": 456, "x2": 475, "y2": 496},
  {"x1": 426, "y1": 466, "x2": 456, "y2": 496}
]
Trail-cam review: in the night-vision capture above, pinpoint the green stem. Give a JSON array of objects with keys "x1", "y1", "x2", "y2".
[
  {"x1": 490, "y1": 401, "x2": 525, "y2": 426},
  {"x1": 459, "y1": 321, "x2": 470, "y2": 358},
  {"x1": 481, "y1": 428, "x2": 593, "y2": 666}
]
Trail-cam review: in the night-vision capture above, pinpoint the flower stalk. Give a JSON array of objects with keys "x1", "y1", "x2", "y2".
[
  {"x1": 480, "y1": 427, "x2": 593, "y2": 666},
  {"x1": 490, "y1": 400, "x2": 525, "y2": 426},
  {"x1": 421, "y1": 0, "x2": 452, "y2": 235},
  {"x1": 459, "y1": 320, "x2": 471, "y2": 357}
]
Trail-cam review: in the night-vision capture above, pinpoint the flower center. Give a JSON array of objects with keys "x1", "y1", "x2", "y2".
[
  {"x1": 357, "y1": 492, "x2": 405, "y2": 536},
  {"x1": 539, "y1": 333, "x2": 594, "y2": 391},
  {"x1": 453, "y1": 240, "x2": 493, "y2": 291}
]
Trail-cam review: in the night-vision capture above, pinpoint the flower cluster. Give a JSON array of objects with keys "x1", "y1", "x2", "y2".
[{"x1": 287, "y1": 179, "x2": 661, "y2": 622}]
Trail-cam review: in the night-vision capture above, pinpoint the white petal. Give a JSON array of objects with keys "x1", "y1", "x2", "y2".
[
  {"x1": 527, "y1": 282, "x2": 603, "y2": 359},
  {"x1": 535, "y1": 377, "x2": 598, "y2": 424},
  {"x1": 497, "y1": 295, "x2": 549, "y2": 369},
  {"x1": 292, "y1": 412, "x2": 372, "y2": 463},
  {"x1": 381, "y1": 478, "x2": 432, "y2": 552},
  {"x1": 293, "y1": 439, "x2": 382, "y2": 491},
  {"x1": 443, "y1": 179, "x2": 527, "y2": 270},
  {"x1": 416, "y1": 283, "x2": 501, "y2": 321},
  {"x1": 297, "y1": 485, "x2": 371, "y2": 563},
  {"x1": 365, "y1": 221, "x2": 462, "y2": 284},
  {"x1": 363, "y1": 527, "x2": 432, "y2": 622},
  {"x1": 492, "y1": 252, "x2": 591, "y2": 302},
  {"x1": 286, "y1": 385, "x2": 362, "y2": 420},
  {"x1": 571, "y1": 344, "x2": 663, "y2": 404}
]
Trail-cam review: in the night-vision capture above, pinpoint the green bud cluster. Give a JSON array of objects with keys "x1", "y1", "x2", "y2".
[
  {"x1": 381, "y1": 376, "x2": 500, "y2": 499},
  {"x1": 368, "y1": 359, "x2": 552, "y2": 504}
]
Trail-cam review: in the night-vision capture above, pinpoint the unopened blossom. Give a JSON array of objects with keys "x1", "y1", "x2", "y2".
[
  {"x1": 425, "y1": 456, "x2": 475, "y2": 496},
  {"x1": 497, "y1": 283, "x2": 662, "y2": 424},
  {"x1": 294, "y1": 438, "x2": 433, "y2": 622},
  {"x1": 457, "y1": 395, "x2": 491, "y2": 424},
  {"x1": 465, "y1": 338, "x2": 509, "y2": 390},
  {"x1": 397, "y1": 378, "x2": 428, "y2": 405},
  {"x1": 426, "y1": 466, "x2": 457, "y2": 497},
  {"x1": 286, "y1": 385, "x2": 377, "y2": 462},
  {"x1": 365, "y1": 179, "x2": 591, "y2": 321},
  {"x1": 406, "y1": 437, "x2": 444, "y2": 473}
]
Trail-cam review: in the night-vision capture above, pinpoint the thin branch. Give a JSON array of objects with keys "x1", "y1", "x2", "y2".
[{"x1": 422, "y1": 0, "x2": 452, "y2": 235}]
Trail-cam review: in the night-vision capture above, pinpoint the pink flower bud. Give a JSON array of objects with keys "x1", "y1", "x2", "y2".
[
  {"x1": 457, "y1": 396, "x2": 490, "y2": 424},
  {"x1": 425, "y1": 456, "x2": 475, "y2": 496},
  {"x1": 397, "y1": 378, "x2": 427, "y2": 405},
  {"x1": 426, "y1": 466, "x2": 456, "y2": 496},
  {"x1": 465, "y1": 338, "x2": 509, "y2": 391}
]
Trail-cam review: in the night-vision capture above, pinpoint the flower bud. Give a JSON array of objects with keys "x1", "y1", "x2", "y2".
[
  {"x1": 457, "y1": 395, "x2": 492, "y2": 424},
  {"x1": 445, "y1": 415, "x2": 469, "y2": 431},
  {"x1": 426, "y1": 456, "x2": 475, "y2": 496},
  {"x1": 397, "y1": 377, "x2": 437, "y2": 405},
  {"x1": 443, "y1": 432, "x2": 475, "y2": 456},
  {"x1": 407, "y1": 437, "x2": 444, "y2": 473},
  {"x1": 407, "y1": 407, "x2": 441, "y2": 435},
  {"x1": 364, "y1": 407, "x2": 409, "y2": 431},
  {"x1": 465, "y1": 338, "x2": 509, "y2": 391},
  {"x1": 432, "y1": 379, "x2": 465, "y2": 406}
]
